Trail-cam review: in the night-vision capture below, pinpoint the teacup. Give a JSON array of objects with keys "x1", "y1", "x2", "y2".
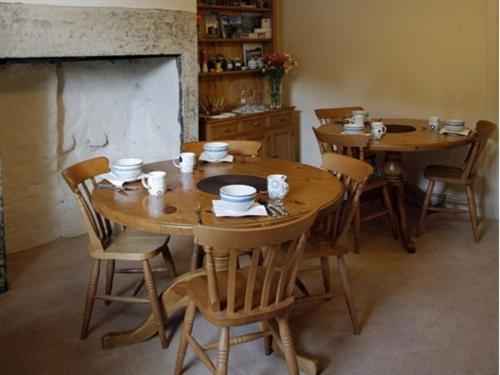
[
  {"x1": 204, "y1": 142, "x2": 229, "y2": 161},
  {"x1": 268, "y1": 174, "x2": 289, "y2": 201},
  {"x1": 142, "y1": 171, "x2": 167, "y2": 196},
  {"x1": 173, "y1": 152, "x2": 196, "y2": 173},
  {"x1": 371, "y1": 121, "x2": 387, "y2": 140}
]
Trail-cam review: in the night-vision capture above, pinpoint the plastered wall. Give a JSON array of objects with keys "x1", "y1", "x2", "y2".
[{"x1": 281, "y1": 0, "x2": 498, "y2": 219}]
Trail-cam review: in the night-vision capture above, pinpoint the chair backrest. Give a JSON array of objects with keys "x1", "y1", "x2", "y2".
[
  {"x1": 314, "y1": 107, "x2": 364, "y2": 125},
  {"x1": 461, "y1": 120, "x2": 497, "y2": 180},
  {"x1": 313, "y1": 127, "x2": 370, "y2": 160},
  {"x1": 193, "y1": 210, "x2": 318, "y2": 318},
  {"x1": 183, "y1": 140, "x2": 262, "y2": 157},
  {"x1": 321, "y1": 152, "x2": 373, "y2": 246},
  {"x1": 61, "y1": 157, "x2": 112, "y2": 251}
]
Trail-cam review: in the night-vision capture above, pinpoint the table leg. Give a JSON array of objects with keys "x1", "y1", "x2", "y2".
[{"x1": 383, "y1": 152, "x2": 416, "y2": 253}]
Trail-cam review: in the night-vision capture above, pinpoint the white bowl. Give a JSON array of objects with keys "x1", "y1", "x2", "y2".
[
  {"x1": 111, "y1": 158, "x2": 143, "y2": 179},
  {"x1": 445, "y1": 119, "x2": 465, "y2": 128},
  {"x1": 351, "y1": 110, "x2": 369, "y2": 119},
  {"x1": 204, "y1": 142, "x2": 229, "y2": 161},
  {"x1": 220, "y1": 184, "x2": 257, "y2": 211}
]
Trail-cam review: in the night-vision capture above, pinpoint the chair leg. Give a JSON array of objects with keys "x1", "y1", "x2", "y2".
[
  {"x1": 415, "y1": 180, "x2": 435, "y2": 237},
  {"x1": 353, "y1": 206, "x2": 361, "y2": 253},
  {"x1": 259, "y1": 322, "x2": 273, "y2": 355},
  {"x1": 161, "y1": 242, "x2": 178, "y2": 278},
  {"x1": 142, "y1": 260, "x2": 167, "y2": 348},
  {"x1": 175, "y1": 301, "x2": 197, "y2": 375},
  {"x1": 277, "y1": 316, "x2": 299, "y2": 375},
  {"x1": 104, "y1": 260, "x2": 115, "y2": 305},
  {"x1": 381, "y1": 185, "x2": 399, "y2": 240},
  {"x1": 320, "y1": 257, "x2": 331, "y2": 293},
  {"x1": 81, "y1": 259, "x2": 100, "y2": 340},
  {"x1": 337, "y1": 255, "x2": 361, "y2": 335},
  {"x1": 216, "y1": 327, "x2": 230, "y2": 375},
  {"x1": 466, "y1": 184, "x2": 480, "y2": 243}
]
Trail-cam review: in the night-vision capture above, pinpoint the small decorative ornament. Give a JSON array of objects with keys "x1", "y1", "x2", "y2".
[{"x1": 261, "y1": 52, "x2": 298, "y2": 109}]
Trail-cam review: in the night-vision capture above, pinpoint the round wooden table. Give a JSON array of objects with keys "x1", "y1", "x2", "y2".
[
  {"x1": 316, "y1": 119, "x2": 475, "y2": 253},
  {"x1": 93, "y1": 157, "x2": 343, "y2": 375}
]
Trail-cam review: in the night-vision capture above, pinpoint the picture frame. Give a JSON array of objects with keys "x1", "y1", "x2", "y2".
[{"x1": 242, "y1": 43, "x2": 264, "y2": 66}]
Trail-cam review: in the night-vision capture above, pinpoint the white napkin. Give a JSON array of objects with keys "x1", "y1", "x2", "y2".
[
  {"x1": 205, "y1": 112, "x2": 237, "y2": 120},
  {"x1": 440, "y1": 127, "x2": 472, "y2": 137},
  {"x1": 199, "y1": 153, "x2": 234, "y2": 163},
  {"x1": 98, "y1": 172, "x2": 145, "y2": 188},
  {"x1": 212, "y1": 200, "x2": 268, "y2": 217}
]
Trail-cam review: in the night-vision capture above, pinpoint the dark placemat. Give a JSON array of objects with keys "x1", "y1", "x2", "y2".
[
  {"x1": 197, "y1": 175, "x2": 267, "y2": 195},
  {"x1": 386, "y1": 124, "x2": 417, "y2": 133}
]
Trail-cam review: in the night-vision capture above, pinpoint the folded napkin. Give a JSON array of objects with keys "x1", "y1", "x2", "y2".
[
  {"x1": 199, "y1": 153, "x2": 234, "y2": 163},
  {"x1": 212, "y1": 200, "x2": 268, "y2": 217},
  {"x1": 440, "y1": 127, "x2": 472, "y2": 137},
  {"x1": 205, "y1": 112, "x2": 237, "y2": 120},
  {"x1": 98, "y1": 172, "x2": 144, "y2": 188}
]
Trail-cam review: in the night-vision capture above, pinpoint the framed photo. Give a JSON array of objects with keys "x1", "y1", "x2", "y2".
[{"x1": 242, "y1": 43, "x2": 263, "y2": 66}]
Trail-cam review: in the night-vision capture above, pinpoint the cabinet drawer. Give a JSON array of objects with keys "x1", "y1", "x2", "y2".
[
  {"x1": 241, "y1": 118, "x2": 267, "y2": 132},
  {"x1": 209, "y1": 122, "x2": 240, "y2": 138},
  {"x1": 270, "y1": 113, "x2": 292, "y2": 128}
]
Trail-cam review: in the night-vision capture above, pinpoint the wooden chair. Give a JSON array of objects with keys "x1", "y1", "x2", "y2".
[
  {"x1": 315, "y1": 106, "x2": 364, "y2": 124},
  {"x1": 297, "y1": 153, "x2": 373, "y2": 334},
  {"x1": 173, "y1": 210, "x2": 318, "y2": 375},
  {"x1": 416, "y1": 120, "x2": 496, "y2": 242},
  {"x1": 61, "y1": 157, "x2": 177, "y2": 348},
  {"x1": 183, "y1": 140, "x2": 262, "y2": 157},
  {"x1": 314, "y1": 106, "x2": 380, "y2": 173},
  {"x1": 313, "y1": 128, "x2": 398, "y2": 252}
]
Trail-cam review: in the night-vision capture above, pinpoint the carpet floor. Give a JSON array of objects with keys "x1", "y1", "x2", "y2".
[{"x1": 0, "y1": 212, "x2": 498, "y2": 374}]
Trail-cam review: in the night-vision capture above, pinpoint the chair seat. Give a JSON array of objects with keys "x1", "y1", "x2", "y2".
[
  {"x1": 173, "y1": 268, "x2": 293, "y2": 327},
  {"x1": 90, "y1": 230, "x2": 168, "y2": 261},
  {"x1": 424, "y1": 165, "x2": 473, "y2": 184}
]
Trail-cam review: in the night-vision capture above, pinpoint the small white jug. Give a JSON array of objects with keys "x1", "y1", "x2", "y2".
[
  {"x1": 142, "y1": 171, "x2": 167, "y2": 196},
  {"x1": 371, "y1": 121, "x2": 387, "y2": 140},
  {"x1": 173, "y1": 152, "x2": 196, "y2": 173},
  {"x1": 267, "y1": 174, "x2": 289, "y2": 201}
]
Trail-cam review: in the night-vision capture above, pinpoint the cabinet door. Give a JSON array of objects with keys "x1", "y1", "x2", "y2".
[
  {"x1": 270, "y1": 126, "x2": 295, "y2": 161},
  {"x1": 244, "y1": 132, "x2": 270, "y2": 157}
]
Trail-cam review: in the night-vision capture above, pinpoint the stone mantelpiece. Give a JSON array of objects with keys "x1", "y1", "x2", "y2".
[{"x1": 0, "y1": 2, "x2": 198, "y2": 292}]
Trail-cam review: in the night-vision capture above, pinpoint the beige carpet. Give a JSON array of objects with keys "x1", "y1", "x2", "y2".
[{"x1": 0, "y1": 213, "x2": 498, "y2": 374}]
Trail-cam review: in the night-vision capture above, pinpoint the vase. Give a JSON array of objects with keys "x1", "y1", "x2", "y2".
[{"x1": 268, "y1": 76, "x2": 283, "y2": 109}]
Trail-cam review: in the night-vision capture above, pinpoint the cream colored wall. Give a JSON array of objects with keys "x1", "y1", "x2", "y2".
[
  {"x1": 0, "y1": 0, "x2": 195, "y2": 12},
  {"x1": 281, "y1": 0, "x2": 498, "y2": 219}
]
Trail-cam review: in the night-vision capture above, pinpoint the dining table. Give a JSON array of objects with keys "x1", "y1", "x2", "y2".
[
  {"x1": 315, "y1": 118, "x2": 475, "y2": 253},
  {"x1": 92, "y1": 156, "x2": 344, "y2": 375}
]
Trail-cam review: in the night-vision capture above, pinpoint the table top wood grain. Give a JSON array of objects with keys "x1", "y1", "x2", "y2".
[{"x1": 93, "y1": 157, "x2": 343, "y2": 236}]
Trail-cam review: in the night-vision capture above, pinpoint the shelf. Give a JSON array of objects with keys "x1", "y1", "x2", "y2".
[
  {"x1": 199, "y1": 70, "x2": 262, "y2": 78},
  {"x1": 197, "y1": 4, "x2": 272, "y2": 13},
  {"x1": 199, "y1": 37, "x2": 272, "y2": 43}
]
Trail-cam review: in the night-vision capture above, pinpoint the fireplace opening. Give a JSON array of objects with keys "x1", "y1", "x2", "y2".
[{"x1": 0, "y1": 55, "x2": 182, "y2": 252}]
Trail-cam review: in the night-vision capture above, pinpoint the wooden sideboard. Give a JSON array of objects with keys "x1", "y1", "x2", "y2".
[{"x1": 199, "y1": 107, "x2": 299, "y2": 161}]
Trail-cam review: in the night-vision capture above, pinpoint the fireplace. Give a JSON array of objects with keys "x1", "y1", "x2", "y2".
[{"x1": 0, "y1": 2, "x2": 198, "y2": 292}]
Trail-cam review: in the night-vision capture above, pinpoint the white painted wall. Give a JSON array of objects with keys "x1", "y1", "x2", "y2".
[
  {"x1": 281, "y1": 0, "x2": 499, "y2": 219},
  {"x1": 0, "y1": 58, "x2": 181, "y2": 252},
  {"x1": 0, "y1": 0, "x2": 195, "y2": 12}
]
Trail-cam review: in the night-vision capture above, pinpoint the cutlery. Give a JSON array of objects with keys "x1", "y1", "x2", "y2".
[
  {"x1": 258, "y1": 199, "x2": 278, "y2": 217},
  {"x1": 96, "y1": 183, "x2": 139, "y2": 192},
  {"x1": 269, "y1": 201, "x2": 289, "y2": 217}
]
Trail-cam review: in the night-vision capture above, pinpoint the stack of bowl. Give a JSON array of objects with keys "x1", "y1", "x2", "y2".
[
  {"x1": 204, "y1": 142, "x2": 229, "y2": 161},
  {"x1": 111, "y1": 158, "x2": 143, "y2": 180},
  {"x1": 219, "y1": 184, "x2": 257, "y2": 211},
  {"x1": 444, "y1": 119, "x2": 466, "y2": 133}
]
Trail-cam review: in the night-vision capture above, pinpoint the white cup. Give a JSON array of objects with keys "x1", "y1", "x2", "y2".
[
  {"x1": 142, "y1": 171, "x2": 167, "y2": 196},
  {"x1": 429, "y1": 116, "x2": 440, "y2": 132},
  {"x1": 173, "y1": 152, "x2": 196, "y2": 173},
  {"x1": 371, "y1": 121, "x2": 387, "y2": 140},
  {"x1": 351, "y1": 110, "x2": 369, "y2": 120},
  {"x1": 349, "y1": 113, "x2": 365, "y2": 128},
  {"x1": 267, "y1": 174, "x2": 289, "y2": 201}
]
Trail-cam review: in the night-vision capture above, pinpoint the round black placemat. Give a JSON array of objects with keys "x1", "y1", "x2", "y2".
[
  {"x1": 386, "y1": 124, "x2": 417, "y2": 133},
  {"x1": 197, "y1": 175, "x2": 267, "y2": 195}
]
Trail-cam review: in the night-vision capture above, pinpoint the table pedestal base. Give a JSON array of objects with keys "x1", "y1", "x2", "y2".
[{"x1": 383, "y1": 152, "x2": 416, "y2": 253}]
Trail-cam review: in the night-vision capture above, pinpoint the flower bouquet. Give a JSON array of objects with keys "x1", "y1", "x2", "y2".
[{"x1": 261, "y1": 52, "x2": 298, "y2": 109}]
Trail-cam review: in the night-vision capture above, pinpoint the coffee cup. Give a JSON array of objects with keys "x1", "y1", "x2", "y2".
[
  {"x1": 173, "y1": 152, "x2": 196, "y2": 173},
  {"x1": 349, "y1": 113, "x2": 365, "y2": 128},
  {"x1": 142, "y1": 171, "x2": 167, "y2": 196},
  {"x1": 267, "y1": 174, "x2": 289, "y2": 201},
  {"x1": 429, "y1": 116, "x2": 440, "y2": 132},
  {"x1": 371, "y1": 121, "x2": 387, "y2": 139}
]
